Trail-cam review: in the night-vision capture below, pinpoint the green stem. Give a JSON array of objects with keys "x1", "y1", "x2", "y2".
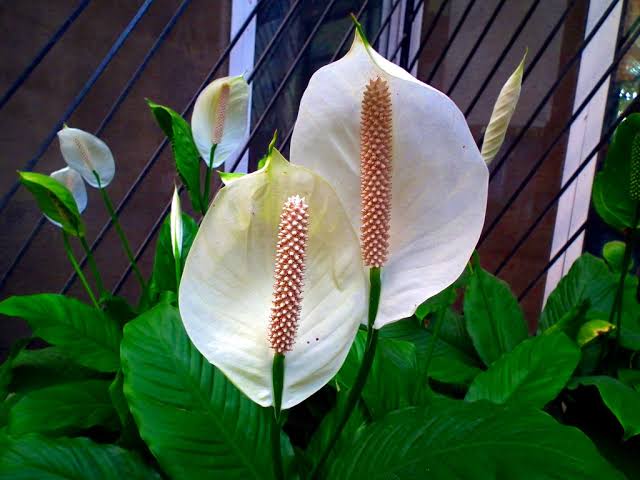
[
  {"x1": 79, "y1": 235, "x2": 105, "y2": 294},
  {"x1": 95, "y1": 175, "x2": 146, "y2": 291},
  {"x1": 310, "y1": 267, "x2": 382, "y2": 479},
  {"x1": 271, "y1": 353, "x2": 285, "y2": 480},
  {"x1": 174, "y1": 248, "x2": 182, "y2": 292},
  {"x1": 609, "y1": 203, "x2": 640, "y2": 348},
  {"x1": 202, "y1": 144, "x2": 217, "y2": 215},
  {"x1": 62, "y1": 232, "x2": 99, "y2": 309},
  {"x1": 418, "y1": 307, "x2": 446, "y2": 400}
]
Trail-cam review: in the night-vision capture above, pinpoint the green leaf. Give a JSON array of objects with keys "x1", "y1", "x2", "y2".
[
  {"x1": 147, "y1": 100, "x2": 202, "y2": 211},
  {"x1": 0, "y1": 295, "x2": 121, "y2": 372},
  {"x1": 415, "y1": 269, "x2": 469, "y2": 321},
  {"x1": 569, "y1": 376, "x2": 640, "y2": 440},
  {"x1": 592, "y1": 113, "x2": 640, "y2": 230},
  {"x1": 150, "y1": 213, "x2": 198, "y2": 297},
  {"x1": 0, "y1": 434, "x2": 161, "y2": 479},
  {"x1": 618, "y1": 368, "x2": 640, "y2": 390},
  {"x1": 305, "y1": 393, "x2": 365, "y2": 473},
  {"x1": 603, "y1": 240, "x2": 633, "y2": 272},
  {"x1": 8, "y1": 346, "x2": 99, "y2": 393},
  {"x1": 109, "y1": 371, "x2": 129, "y2": 427},
  {"x1": 463, "y1": 267, "x2": 528, "y2": 365},
  {"x1": 576, "y1": 319, "x2": 616, "y2": 346},
  {"x1": 8, "y1": 379, "x2": 118, "y2": 436},
  {"x1": 539, "y1": 254, "x2": 640, "y2": 350},
  {"x1": 327, "y1": 399, "x2": 624, "y2": 479},
  {"x1": 18, "y1": 171, "x2": 84, "y2": 236},
  {"x1": 121, "y1": 303, "x2": 281, "y2": 479},
  {"x1": 465, "y1": 333, "x2": 580, "y2": 408},
  {"x1": 101, "y1": 295, "x2": 137, "y2": 327},
  {"x1": 380, "y1": 317, "x2": 482, "y2": 385},
  {"x1": 540, "y1": 254, "x2": 616, "y2": 331},
  {"x1": 337, "y1": 330, "x2": 418, "y2": 418},
  {"x1": 218, "y1": 171, "x2": 245, "y2": 185}
]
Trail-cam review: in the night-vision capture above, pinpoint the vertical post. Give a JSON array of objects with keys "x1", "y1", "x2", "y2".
[{"x1": 399, "y1": 0, "x2": 415, "y2": 69}]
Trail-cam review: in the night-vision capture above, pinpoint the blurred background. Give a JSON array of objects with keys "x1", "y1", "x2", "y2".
[{"x1": 1, "y1": 0, "x2": 639, "y2": 356}]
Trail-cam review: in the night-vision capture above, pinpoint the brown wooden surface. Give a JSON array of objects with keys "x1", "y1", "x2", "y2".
[{"x1": 0, "y1": 0, "x2": 231, "y2": 353}]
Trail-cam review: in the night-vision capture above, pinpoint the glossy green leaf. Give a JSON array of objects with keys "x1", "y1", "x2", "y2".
[
  {"x1": 147, "y1": 100, "x2": 202, "y2": 211},
  {"x1": 465, "y1": 333, "x2": 580, "y2": 407},
  {"x1": 337, "y1": 330, "x2": 418, "y2": 417},
  {"x1": 380, "y1": 317, "x2": 482, "y2": 385},
  {"x1": 218, "y1": 171, "x2": 245, "y2": 185},
  {"x1": 592, "y1": 113, "x2": 640, "y2": 230},
  {"x1": 121, "y1": 302, "x2": 281, "y2": 479},
  {"x1": 539, "y1": 254, "x2": 640, "y2": 350},
  {"x1": 327, "y1": 399, "x2": 623, "y2": 479},
  {"x1": 576, "y1": 319, "x2": 616, "y2": 346},
  {"x1": 0, "y1": 434, "x2": 161, "y2": 479},
  {"x1": 150, "y1": 212, "x2": 198, "y2": 297},
  {"x1": 109, "y1": 371, "x2": 129, "y2": 427},
  {"x1": 569, "y1": 376, "x2": 640, "y2": 440},
  {"x1": 0, "y1": 295, "x2": 121, "y2": 372},
  {"x1": 18, "y1": 171, "x2": 84, "y2": 236},
  {"x1": 8, "y1": 379, "x2": 118, "y2": 435},
  {"x1": 618, "y1": 369, "x2": 640, "y2": 391},
  {"x1": 8, "y1": 346, "x2": 98, "y2": 393},
  {"x1": 463, "y1": 267, "x2": 528, "y2": 365},
  {"x1": 603, "y1": 240, "x2": 632, "y2": 272}
]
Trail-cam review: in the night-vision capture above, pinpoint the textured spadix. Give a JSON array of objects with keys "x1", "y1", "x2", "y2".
[
  {"x1": 191, "y1": 75, "x2": 249, "y2": 168},
  {"x1": 290, "y1": 30, "x2": 488, "y2": 328},
  {"x1": 57, "y1": 127, "x2": 115, "y2": 188},
  {"x1": 179, "y1": 150, "x2": 366, "y2": 408}
]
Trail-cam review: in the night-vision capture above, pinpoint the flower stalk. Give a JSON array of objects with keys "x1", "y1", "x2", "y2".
[
  {"x1": 62, "y1": 231, "x2": 99, "y2": 310},
  {"x1": 78, "y1": 234, "x2": 105, "y2": 295},
  {"x1": 95, "y1": 173, "x2": 146, "y2": 291}
]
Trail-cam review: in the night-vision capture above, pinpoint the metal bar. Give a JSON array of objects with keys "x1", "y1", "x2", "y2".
[
  {"x1": 246, "y1": 0, "x2": 304, "y2": 83},
  {"x1": 480, "y1": 22, "x2": 640, "y2": 252},
  {"x1": 0, "y1": 0, "x2": 193, "y2": 293},
  {"x1": 487, "y1": 0, "x2": 621, "y2": 182},
  {"x1": 398, "y1": 0, "x2": 415, "y2": 68},
  {"x1": 0, "y1": 0, "x2": 154, "y2": 217},
  {"x1": 59, "y1": 0, "x2": 278, "y2": 293},
  {"x1": 0, "y1": 0, "x2": 92, "y2": 111},
  {"x1": 426, "y1": 0, "x2": 477, "y2": 83},
  {"x1": 517, "y1": 221, "x2": 587, "y2": 302},
  {"x1": 279, "y1": 0, "x2": 400, "y2": 151},
  {"x1": 463, "y1": 0, "x2": 541, "y2": 118},
  {"x1": 446, "y1": 0, "x2": 507, "y2": 96},
  {"x1": 408, "y1": 0, "x2": 452, "y2": 71},
  {"x1": 228, "y1": 0, "x2": 341, "y2": 174},
  {"x1": 388, "y1": 0, "x2": 426, "y2": 63},
  {"x1": 493, "y1": 95, "x2": 640, "y2": 277}
]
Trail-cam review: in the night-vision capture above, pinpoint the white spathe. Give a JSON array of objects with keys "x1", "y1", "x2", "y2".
[
  {"x1": 481, "y1": 51, "x2": 526, "y2": 165},
  {"x1": 170, "y1": 186, "x2": 183, "y2": 258},
  {"x1": 57, "y1": 127, "x2": 115, "y2": 188},
  {"x1": 179, "y1": 150, "x2": 367, "y2": 409},
  {"x1": 290, "y1": 31, "x2": 488, "y2": 329},
  {"x1": 47, "y1": 167, "x2": 87, "y2": 227},
  {"x1": 191, "y1": 75, "x2": 249, "y2": 169}
]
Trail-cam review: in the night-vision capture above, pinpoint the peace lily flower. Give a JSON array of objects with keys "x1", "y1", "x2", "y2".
[
  {"x1": 45, "y1": 167, "x2": 87, "y2": 227},
  {"x1": 57, "y1": 127, "x2": 115, "y2": 188},
  {"x1": 290, "y1": 26, "x2": 488, "y2": 328},
  {"x1": 170, "y1": 186, "x2": 183, "y2": 261},
  {"x1": 179, "y1": 149, "x2": 367, "y2": 408},
  {"x1": 191, "y1": 75, "x2": 249, "y2": 168}
]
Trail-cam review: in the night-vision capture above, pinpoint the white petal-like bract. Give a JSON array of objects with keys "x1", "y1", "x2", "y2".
[
  {"x1": 191, "y1": 75, "x2": 249, "y2": 168},
  {"x1": 179, "y1": 150, "x2": 367, "y2": 409},
  {"x1": 57, "y1": 127, "x2": 115, "y2": 188},
  {"x1": 47, "y1": 167, "x2": 87, "y2": 227},
  {"x1": 290, "y1": 31, "x2": 488, "y2": 328},
  {"x1": 481, "y1": 51, "x2": 526, "y2": 165},
  {"x1": 170, "y1": 186, "x2": 183, "y2": 258}
]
